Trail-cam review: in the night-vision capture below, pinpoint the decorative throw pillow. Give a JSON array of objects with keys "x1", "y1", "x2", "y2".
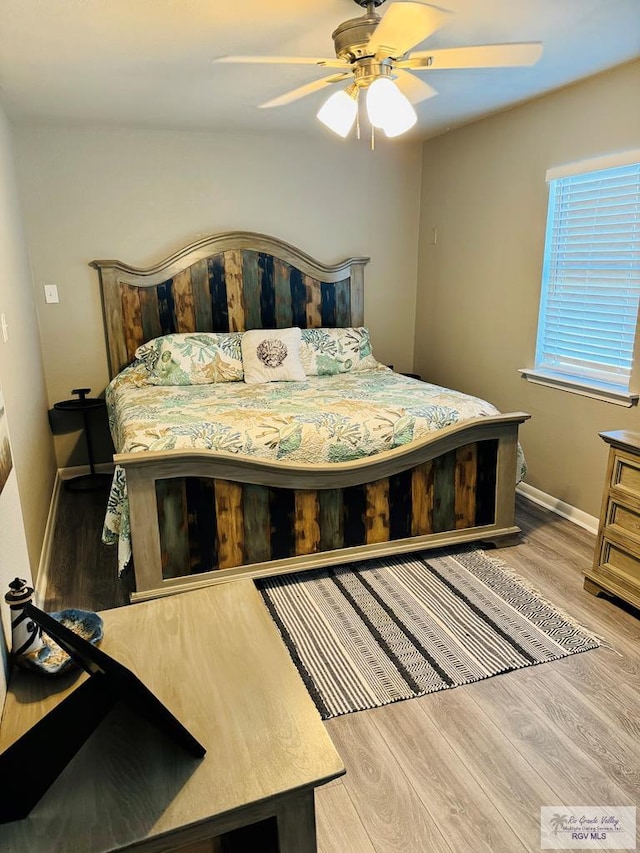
[
  {"x1": 137, "y1": 333, "x2": 244, "y2": 385},
  {"x1": 300, "y1": 327, "x2": 380, "y2": 375},
  {"x1": 241, "y1": 328, "x2": 306, "y2": 385}
]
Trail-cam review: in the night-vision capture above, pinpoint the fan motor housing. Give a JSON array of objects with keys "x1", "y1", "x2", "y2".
[{"x1": 332, "y1": 13, "x2": 381, "y2": 62}]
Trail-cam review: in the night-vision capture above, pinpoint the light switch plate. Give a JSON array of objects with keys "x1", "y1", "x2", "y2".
[{"x1": 44, "y1": 284, "x2": 59, "y2": 304}]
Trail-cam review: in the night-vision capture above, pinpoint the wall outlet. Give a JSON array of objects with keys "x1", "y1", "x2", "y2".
[{"x1": 44, "y1": 284, "x2": 59, "y2": 304}]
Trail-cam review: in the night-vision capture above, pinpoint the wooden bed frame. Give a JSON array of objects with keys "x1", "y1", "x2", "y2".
[{"x1": 91, "y1": 232, "x2": 529, "y2": 602}]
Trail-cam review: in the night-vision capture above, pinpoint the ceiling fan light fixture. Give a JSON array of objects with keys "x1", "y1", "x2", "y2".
[
  {"x1": 218, "y1": 2, "x2": 544, "y2": 143},
  {"x1": 381, "y1": 102, "x2": 417, "y2": 137},
  {"x1": 317, "y1": 88, "x2": 358, "y2": 137},
  {"x1": 365, "y1": 76, "x2": 417, "y2": 137}
]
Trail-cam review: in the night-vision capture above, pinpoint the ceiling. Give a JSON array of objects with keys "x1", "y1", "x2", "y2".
[{"x1": 0, "y1": 0, "x2": 639, "y2": 141}]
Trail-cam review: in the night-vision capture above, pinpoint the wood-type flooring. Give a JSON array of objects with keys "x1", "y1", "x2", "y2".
[{"x1": 44, "y1": 486, "x2": 640, "y2": 853}]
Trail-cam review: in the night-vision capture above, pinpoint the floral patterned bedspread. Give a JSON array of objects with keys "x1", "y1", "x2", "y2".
[{"x1": 104, "y1": 363, "x2": 526, "y2": 573}]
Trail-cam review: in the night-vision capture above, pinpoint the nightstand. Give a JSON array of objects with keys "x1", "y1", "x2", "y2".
[
  {"x1": 53, "y1": 389, "x2": 110, "y2": 491},
  {"x1": 585, "y1": 430, "x2": 640, "y2": 610},
  {"x1": 0, "y1": 581, "x2": 344, "y2": 851}
]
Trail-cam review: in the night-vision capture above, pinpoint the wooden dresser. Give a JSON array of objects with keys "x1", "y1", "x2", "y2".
[{"x1": 586, "y1": 430, "x2": 640, "y2": 609}]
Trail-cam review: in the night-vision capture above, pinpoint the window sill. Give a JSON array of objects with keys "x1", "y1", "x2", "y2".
[{"x1": 518, "y1": 368, "x2": 639, "y2": 408}]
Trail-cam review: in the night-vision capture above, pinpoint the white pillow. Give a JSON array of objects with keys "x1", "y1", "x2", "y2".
[{"x1": 241, "y1": 328, "x2": 306, "y2": 385}]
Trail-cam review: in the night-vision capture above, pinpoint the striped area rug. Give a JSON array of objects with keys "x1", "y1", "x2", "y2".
[{"x1": 256, "y1": 548, "x2": 600, "y2": 720}]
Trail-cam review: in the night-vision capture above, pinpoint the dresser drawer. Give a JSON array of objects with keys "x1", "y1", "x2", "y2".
[
  {"x1": 611, "y1": 450, "x2": 640, "y2": 500},
  {"x1": 596, "y1": 537, "x2": 640, "y2": 588},
  {"x1": 605, "y1": 498, "x2": 640, "y2": 545}
]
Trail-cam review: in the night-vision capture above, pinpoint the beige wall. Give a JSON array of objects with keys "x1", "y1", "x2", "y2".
[
  {"x1": 415, "y1": 60, "x2": 640, "y2": 518},
  {"x1": 0, "y1": 105, "x2": 56, "y2": 704},
  {"x1": 14, "y1": 126, "x2": 423, "y2": 467},
  {"x1": 0, "y1": 107, "x2": 56, "y2": 567}
]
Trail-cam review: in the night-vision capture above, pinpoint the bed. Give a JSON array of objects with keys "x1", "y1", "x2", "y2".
[{"x1": 92, "y1": 232, "x2": 529, "y2": 602}]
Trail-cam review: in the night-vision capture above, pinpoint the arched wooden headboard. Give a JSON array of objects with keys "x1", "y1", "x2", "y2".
[{"x1": 91, "y1": 232, "x2": 370, "y2": 378}]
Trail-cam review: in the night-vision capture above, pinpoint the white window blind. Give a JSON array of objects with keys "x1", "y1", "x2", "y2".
[{"x1": 535, "y1": 159, "x2": 640, "y2": 393}]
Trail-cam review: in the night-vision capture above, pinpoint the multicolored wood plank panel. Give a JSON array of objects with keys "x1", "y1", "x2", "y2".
[
  {"x1": 116, "y1": 251, "x2": 353, "y2": 365},
  {"x1": 158, "y1": 440, "x2": 499, "y2": 579}
]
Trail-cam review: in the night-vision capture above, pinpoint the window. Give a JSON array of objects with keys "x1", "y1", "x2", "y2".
[{"x1": 521, "y1": 150, "x2": 640, "y2": 406}]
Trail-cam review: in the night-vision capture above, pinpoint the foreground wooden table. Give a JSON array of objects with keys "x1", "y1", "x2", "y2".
[{"x1": 0, "y1": 581, "x2": 344, "y2": 852}]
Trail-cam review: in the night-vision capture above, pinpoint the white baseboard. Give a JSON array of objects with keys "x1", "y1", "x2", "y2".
[
  {"x1": 517, "y1": 482, "x2": 599, "y2": 535},
  {"x1": 59, "y1": 462, "x2": 114, "y2": 480},
  {"x1": 35, "y1": 471, "x2": 62, "y2": 604},
  {"x1": 36, "y1": 464, "x2": 114, "y2": 603}
]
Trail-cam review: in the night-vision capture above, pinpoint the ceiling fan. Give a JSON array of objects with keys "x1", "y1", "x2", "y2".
[{"x1": 214, "y1": 0, "x2": 543, "y2": 140}]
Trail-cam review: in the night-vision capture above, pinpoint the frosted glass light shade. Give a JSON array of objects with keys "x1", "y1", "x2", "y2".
[
  {"x1": 317, "y1": 89, "x2": 358, "y2": 138},
  {"x1": 366, "y1": 77, "x2": 417, "y2": 137}
]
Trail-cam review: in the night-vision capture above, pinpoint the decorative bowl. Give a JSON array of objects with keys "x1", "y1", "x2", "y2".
[{"x1": 14, "y1": 608, "x2": 104, "y2": 676}]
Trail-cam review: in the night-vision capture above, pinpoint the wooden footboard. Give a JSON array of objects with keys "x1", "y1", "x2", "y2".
[{"x1": 116, "y1": 412, "x2": 529, "y2": 601}]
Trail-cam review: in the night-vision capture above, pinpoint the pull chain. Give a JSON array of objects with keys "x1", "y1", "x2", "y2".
[{"x1": 371, "y1": 124, "x2": 375, "y2": 151}]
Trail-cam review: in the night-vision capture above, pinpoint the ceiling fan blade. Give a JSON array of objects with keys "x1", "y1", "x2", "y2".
[
  {"x1": 394, "y1": 70, "x2": 438, "y2": 104},
  {"x1": 399, "y1": 42, "x2": 543, "y2": 70},
  {"x1": 214, "y1": 55, "x2": 349, "y2": 68},
  {"x1": 259, "y1": 73, "x2": 351, "y2": 109},
  {"x1": 367, "y1": 2, "x2": 451, "y2": 58}
]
